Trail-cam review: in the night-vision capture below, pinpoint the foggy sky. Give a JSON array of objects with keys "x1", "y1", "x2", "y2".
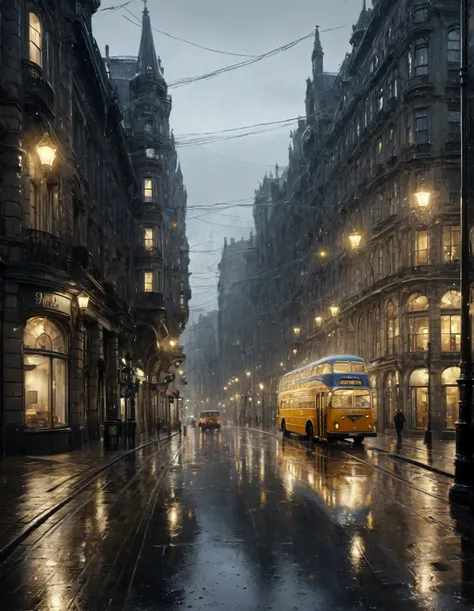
[{"x1": 93, "y1": 0, "x2": 361, "y2": 321}]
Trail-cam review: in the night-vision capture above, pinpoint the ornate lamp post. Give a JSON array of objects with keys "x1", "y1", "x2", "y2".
[{"x1": 450, "y1": 0, "x2": 474, "y2": 506}]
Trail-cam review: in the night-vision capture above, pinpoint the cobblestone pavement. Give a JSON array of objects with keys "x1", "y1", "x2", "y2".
[{"x1": 0, "y1": 428, "x2": 473, "y2": 611}]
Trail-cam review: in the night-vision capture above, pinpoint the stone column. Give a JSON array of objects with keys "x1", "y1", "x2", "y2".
[
  {"x1": 70, "y1": 316, "x2": 86, "y2": 448},
  {"x1": 1, "y1": 1, "x2": 24, "y2": 455},
  {"x1": 87, "y1": 323, "x2": 103, "y2": 441},
  {"x1": 106, "y1": 332, "x2": 119, "y2": 421}
]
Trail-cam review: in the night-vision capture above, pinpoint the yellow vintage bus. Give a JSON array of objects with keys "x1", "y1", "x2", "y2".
[{"x1": 278, "y1": 355, "x2": 376, "y2": 445}]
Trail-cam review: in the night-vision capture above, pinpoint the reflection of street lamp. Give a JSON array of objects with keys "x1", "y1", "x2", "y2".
[
  {"x1": 330, "y1": 304, "x2": 339, "y2": 318},
  {"x1": 451, "y1": 0, "x2": 474, "y2": 506}
]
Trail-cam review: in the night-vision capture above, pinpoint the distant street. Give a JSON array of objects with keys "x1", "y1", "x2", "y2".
[{"x1": 0, "y1": 428, "x2": 473, "y2": 610}]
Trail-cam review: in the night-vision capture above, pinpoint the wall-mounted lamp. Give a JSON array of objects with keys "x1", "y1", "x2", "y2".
[
  {"x1": 77, "y1": 292, "x2": 89, "y2": 313},
  {"x1": 36, "y1": 135, "x2": 57, "y2": 175},
  {"x1": 330, "y1": 304, "x2": 339, "y2": 318}
]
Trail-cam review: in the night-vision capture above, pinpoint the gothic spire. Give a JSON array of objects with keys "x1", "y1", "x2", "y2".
[
  {"x1": 312, "y1": 26, "x2": 323, "y2": 75},
  {"x1": 136, "y1": 1, "x2": 162, "y2": 79}
]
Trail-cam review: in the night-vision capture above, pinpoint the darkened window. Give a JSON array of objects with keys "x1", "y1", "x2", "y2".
[
  {"x1": 414, "y1": 107, "x2": 429, "y2": 143},
  {"x1": 414, "y1": 40, "x2": 429, "y2": 76},
  {"x1": 448, "y1": 28, "x2": 460, "y2": 63},
  {"x1": 412, "y1": 8, "x2": 429, "y2": 23},
  {"x1": 448, "y1": 109, "x2": 461, "y2": 140}
]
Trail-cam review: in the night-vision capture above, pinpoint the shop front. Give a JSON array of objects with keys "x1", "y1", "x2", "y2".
[{"x1": 21, "y1": 289, "x2": 73, "y2": 454}]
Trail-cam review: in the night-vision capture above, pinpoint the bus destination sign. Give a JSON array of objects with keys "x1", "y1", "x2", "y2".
[{"x1": 339, "y1": 379, "x2": 363, "y2": 386}]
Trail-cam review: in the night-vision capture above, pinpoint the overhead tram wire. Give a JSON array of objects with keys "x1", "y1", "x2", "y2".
[
  {"x1": 118, "y1": 20, "x2": 350, "y2": 98},
  {"x1": 123, "y1": 9, "x2": 257, "y2": 58}
]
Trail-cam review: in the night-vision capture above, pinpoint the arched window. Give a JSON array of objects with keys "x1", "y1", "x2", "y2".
[
  {"x1": 441, "y1": 366, "x2": 460, "y2": 430},
  {"x1": 409, "y1": 368, "x2": 429, "y2": 430},
  {"x1": 441, "y1": 290, "x2": 461, "y2": 351},
  {"x1": 407, "y1": 294, "x2": 429, "y2": 351},
  {"x1": 448, "y1": 27, "x2": 461, "y2": 64},
  {"x1": 386, "y1": 301, "x2": 399, "y2": 355},
  {"x1": 24, "y1": 317, "x2": 68, "y2": 429},
  {"x1": 29, "y1": 13, "x2": 42, "y2": 67}
]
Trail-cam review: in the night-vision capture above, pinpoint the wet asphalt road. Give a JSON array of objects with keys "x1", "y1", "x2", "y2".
[{"x1": 1, "y1": 427, "x2": 474, "y2": 611}]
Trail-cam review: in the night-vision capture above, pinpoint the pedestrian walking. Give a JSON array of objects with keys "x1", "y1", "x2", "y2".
[{"x1": 394, "y1": 409, "x2": 406, "y2": 445}]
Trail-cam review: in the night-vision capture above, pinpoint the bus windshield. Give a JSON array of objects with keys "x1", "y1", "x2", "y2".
[
  {"x1": 334, "y1": 361, "x2": 366, "y2": 373},
  {"x1": 332, "y1": 390, "x2": 371, "y2": 409}
]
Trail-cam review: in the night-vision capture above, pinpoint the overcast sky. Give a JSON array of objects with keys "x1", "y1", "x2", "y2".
[{"x1": 93, "y1": 0, "x2": 361, "y2": 321}]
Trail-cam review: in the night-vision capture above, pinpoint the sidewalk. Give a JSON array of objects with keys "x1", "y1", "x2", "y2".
[
  {"x1": 0, "y1": 435, "x2": 173, "y2": 560},
  {"x1": 365, "y1": 433, "x2": 455, "y2": 478}
]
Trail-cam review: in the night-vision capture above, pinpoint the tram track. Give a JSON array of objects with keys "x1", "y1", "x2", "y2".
[
  {"x1": 0, "y1": 434, "x2": 181, "y2": 570},
  {"x1": 244, "y1": 426, "x2": 454, "y2": 507}
]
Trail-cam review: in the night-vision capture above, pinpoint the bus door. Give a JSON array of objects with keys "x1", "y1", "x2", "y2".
[{"x1": 316, "y1": 392, "x2": 329, "y2": 438}]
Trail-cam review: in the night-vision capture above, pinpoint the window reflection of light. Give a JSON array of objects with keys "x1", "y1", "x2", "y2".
[{"x1": 168, "y1": 503, "x2": 181, "y2": 537}]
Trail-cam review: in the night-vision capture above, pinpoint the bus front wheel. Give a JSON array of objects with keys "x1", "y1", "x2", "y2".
[
  {"x1": 282, "y1": 421, "x2": 290, "y2": 438},
  {"x1": 353, "y1": 436, "x2": 365, "y2": 445}
]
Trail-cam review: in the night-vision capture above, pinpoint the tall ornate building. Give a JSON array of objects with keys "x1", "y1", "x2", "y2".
[
  {"x1": 218, "y1": 0, "x2": 463, "y2": 436},
  {"x1": 0, "y1": 0, "x2": 189, "y2": 454},
  {"x1": 107, "y1": 5, "x2": 190, "y2": 433}
]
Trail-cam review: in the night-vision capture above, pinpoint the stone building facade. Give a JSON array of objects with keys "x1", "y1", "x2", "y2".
[
  {"x1": 184, "y1": 310, "x2": 219, "y2": 416},
  {"x1": 218, "y1": 0, "x2": 463, "y2": 435},
  {"x1": 0, "y1": 1, "x2": 189, "y2": 454}
]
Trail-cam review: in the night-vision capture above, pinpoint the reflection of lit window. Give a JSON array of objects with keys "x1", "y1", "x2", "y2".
[
  {"x1": 24, "y1": 317, "x2": 68, "y2": 429},
  {"x1": 143, "y1": 178, "x2": 153, "y2": 201},
  {"x1": 144, "y1": 227, "x2": 154, "y2": 249},
  {"x1": 144, "y1": 271, "x2": 154, "y2": 292},
  {"x1": 29, "y1": 13, "x2": 42, "y2": 67}
]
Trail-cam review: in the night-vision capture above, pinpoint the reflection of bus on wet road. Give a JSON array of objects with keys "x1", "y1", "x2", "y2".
[{"x1": 278, "y1": 355, "x2": 376, "y2": 444}]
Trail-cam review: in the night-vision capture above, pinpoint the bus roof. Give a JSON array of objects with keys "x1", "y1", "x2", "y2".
[{"x1": 281, "y1": 355, "x2": 365, "y2": 378}]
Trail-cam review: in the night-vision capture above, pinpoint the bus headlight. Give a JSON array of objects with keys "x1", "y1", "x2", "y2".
[
  {"x1": 366, "y1": 415, "x2": 369, "y2": 418},
  {"x1": 334, "y1": 423, "x2": 340, "y2": 430}
]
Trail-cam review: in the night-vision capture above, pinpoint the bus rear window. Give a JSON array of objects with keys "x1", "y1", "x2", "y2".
[{"x1": 201, "y1": 411, "x2": 220, "y2": 418}]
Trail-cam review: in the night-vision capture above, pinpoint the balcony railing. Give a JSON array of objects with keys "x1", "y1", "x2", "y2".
[
  {"x1": 135, "y1": 291, "x2": 165, "y2": 310},
  {"x1": 135, "y1": 245, "x2": 163, "y2": 260},
  {"x1": 22, "y1": 60, "x2": 54, "y2": 117},
  {"x1": 22, "y1": 229, "x2": 72, "y2": 272}
]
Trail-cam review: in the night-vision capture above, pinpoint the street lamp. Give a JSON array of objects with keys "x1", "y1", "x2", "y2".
[
  {"x1": 450, "y1": 0, "x2": 474, "y2": 506},
  {"x1": 315, "y1": 316, "x2": 322, "y2": 327},
  {"x1": 77, "y1": 291, "x2": 89, "y2": 313},
  {"x1": 414, "y1": 186, "x2": 431, "y2": 209},
  {"x1": 330, "y1": 304, "x2": 339, "y2": 318},
  {"x1": 292, "y1": 347, "x2": 298, "y2": 355},
  {"x1": 259, "y1": 383, "x2": 264, "y2": 390},
  {"x1": 293, "y1": 325, "x2": 301, "y2": 337},
  {"x1": 348, "y1": 230, "x2": 362, "y2": 250},
  {"x1": 246, "y1": 371, "x2": 251, "y2": 378},
  {"x1": 36, "y1": 135, "x2": 57, "y2": 175},
  {"x1": 169, "y1": 338, "x2": 177, "y2": 348}
]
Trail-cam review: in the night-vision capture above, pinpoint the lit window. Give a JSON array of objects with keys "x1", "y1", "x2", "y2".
[
  {"x1": 144, "y1": 121, "x2": 153, "y2": 133},
  {"x1": 378, "y1": 90, "x2": 383, "y2": 111},
  {"x1": 146, "y1": 148, "x2": 156, "y2": 158},
  {"x1": 409, "y1": 317, "x2": 429, "y2": 351},
  {"x1": 144, "y1": 227, "x2": 154, "y2": 249},
  {"x1": 441, "y1": 290, "x2": 461, "y2": 309},
  {"x1": 29, "y1": 13, "x2": 42, "y2": 67},
  {"x1": 143, "y1": 178, "x2": 153, "y2": 201},
  {"x1": 414, "y1": 230, "x2": 428, "y2": 265},
  {"x1": 441, "y1": 315, "x2": 461, "y2": 351},
  {"x1": 378, "y1": 140, "x2": 383, "y2": 156},
  {"x1": 448, "y1": 28, "x2": 461, "y2": 64},
  {"x1": 443, "y1": 226, "x2": 460, "y2": 262},
  {"x1": 144, "y1": 271, "x2": 154, "y2": 292}
]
